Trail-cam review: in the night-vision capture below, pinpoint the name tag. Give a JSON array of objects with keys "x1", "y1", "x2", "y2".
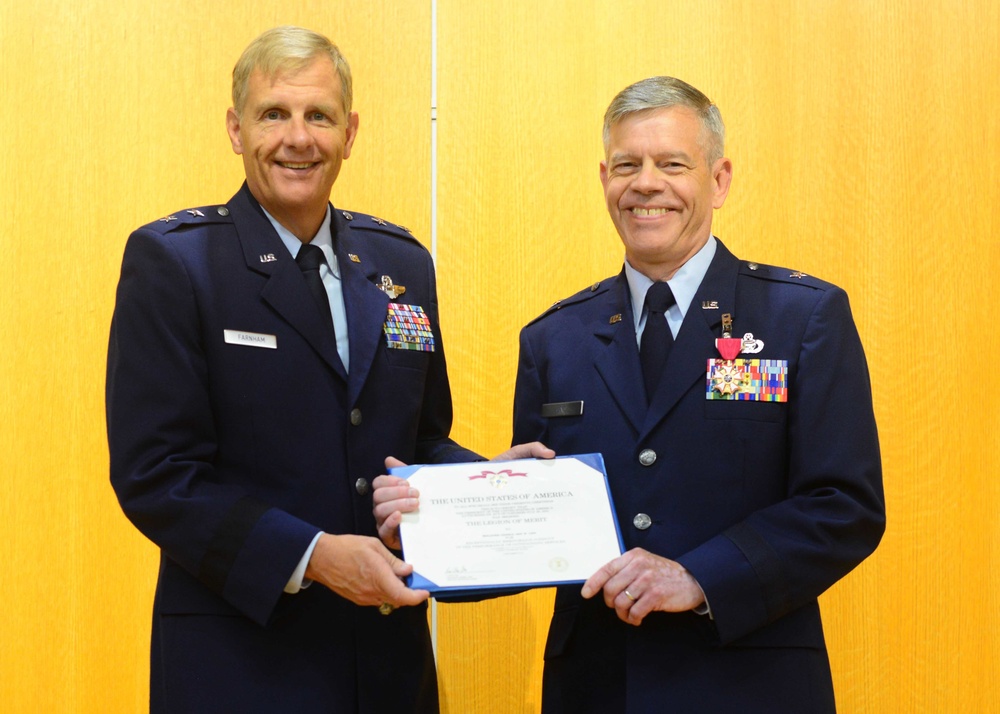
[
  {"x1": 224, "y1": 330, "x2": 277, "y2": 350},
  {"x1": 541, "y1": 401, "x2": 584, "y2": 417}
]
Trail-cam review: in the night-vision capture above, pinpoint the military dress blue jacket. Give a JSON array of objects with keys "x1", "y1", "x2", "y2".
[
  {"x1": 513, "y1": 239, "x2": 885, "y2": 714},
  {"x1": 107, "y1": 184, "x2": 477, "y2": 713}
]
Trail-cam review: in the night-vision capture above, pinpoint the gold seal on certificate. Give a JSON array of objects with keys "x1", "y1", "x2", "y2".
[{"x1": 392, "y1": 454, "x2": 623, "y2": 594}]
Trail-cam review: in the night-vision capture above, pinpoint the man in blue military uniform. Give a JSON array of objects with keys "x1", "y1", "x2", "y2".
[
  {"x1": 375, "y1": 76, "x2": 885, "y2": 712},
  {"x1": 514, "y1": 77, "x2": 886, "y2": 712},
  {"x1": 106, "y1": 26, "x2": 543, "y2": 713}
]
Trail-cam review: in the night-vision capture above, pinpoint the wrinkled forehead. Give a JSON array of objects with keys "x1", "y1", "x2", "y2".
[
  {"x1": 252, "y1": 54, "x2": 335, "y2": 86},
  {"x1": 607, "y1": 106, "x2": 707, "y2": 145},
  {"x1": 246, "y1": 57, "x2": 344, "y2": 105}
]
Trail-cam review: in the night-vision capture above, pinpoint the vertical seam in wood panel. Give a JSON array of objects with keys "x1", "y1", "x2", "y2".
[
  {"x1": 431, "y1": 0, "x2": 439, "y2": 264},
  {"x1": 430, "y1": 0, "x2": 439, "y2": 662}
]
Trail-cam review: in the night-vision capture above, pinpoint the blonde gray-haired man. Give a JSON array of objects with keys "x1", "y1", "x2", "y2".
[{"x1": 108, "y1": 26, "x2": 546, "y2": 713}]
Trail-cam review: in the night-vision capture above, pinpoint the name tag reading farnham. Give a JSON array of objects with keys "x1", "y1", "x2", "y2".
[{"x1": 223, "y1": 330, "x2": 277, "y2": 349}]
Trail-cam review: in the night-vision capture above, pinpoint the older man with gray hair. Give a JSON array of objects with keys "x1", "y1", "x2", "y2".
[
  {"x1": 107, "y1": 25, "x2": 546, "y2": 713},
  {"x1": 510, "y1": 76, "x2": 885, "y2": 712}
]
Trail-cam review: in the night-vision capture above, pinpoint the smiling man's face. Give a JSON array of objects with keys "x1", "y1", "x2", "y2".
[
  {"x1": 600, "y1": 106, "x2": 732, "y2": 280},
  {"x1": 226, "y1": 55, "x2": 359, "y2": 240}
]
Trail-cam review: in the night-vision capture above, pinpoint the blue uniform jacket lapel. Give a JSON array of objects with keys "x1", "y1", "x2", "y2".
[
  {"x1": 332, "y1": 210, "x2": 392, "y2": 407},
  {"x1": 229, "y1": 184, "x2": 347, "y2": 381},
  {"x1": 592, "y1": 272, "x2": 647, "y2": 435},
  {"x1": 640, "y1": 240, "x2": 741, "y2": 438}
]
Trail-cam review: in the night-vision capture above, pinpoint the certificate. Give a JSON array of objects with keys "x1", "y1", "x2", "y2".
[{"x1": 392, "y1": 453, "x2": 623, "y2": 595}]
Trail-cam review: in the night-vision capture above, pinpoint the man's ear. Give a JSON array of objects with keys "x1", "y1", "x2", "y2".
[
  {"x1": 226, "y1": 108, "x2": 244, "y2": 155},
  {"x1": 342, "y1": 111, "x2": 360, "y2": 160},
  {"x1": 711, "y1": 157, "x2": 733, "y2": 209}
]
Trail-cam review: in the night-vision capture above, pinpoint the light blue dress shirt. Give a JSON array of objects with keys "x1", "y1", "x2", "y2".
[
  {"x1": 263, "y1": 206, "x2": 351, "y2": 373},
  {"x1": 625, "y1": 236, "x2": 718, "y2": 345}
]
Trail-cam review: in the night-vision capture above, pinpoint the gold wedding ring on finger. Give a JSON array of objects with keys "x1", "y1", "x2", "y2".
[{"x1": 624, "y1": 589, "x2": 637, "y2": 602}]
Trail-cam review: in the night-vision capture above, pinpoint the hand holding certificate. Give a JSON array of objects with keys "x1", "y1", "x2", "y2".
[{"x1": 390, "y1": 454, "x2": 623, "y2": 595}]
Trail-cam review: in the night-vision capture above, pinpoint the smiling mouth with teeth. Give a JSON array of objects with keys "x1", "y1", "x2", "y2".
[
  {"x1": 630, "y1": 207, "x2": 671, "y2": 216},
  {"x1": 279, "y1": 162, "x2": 316, "y2": 170}
]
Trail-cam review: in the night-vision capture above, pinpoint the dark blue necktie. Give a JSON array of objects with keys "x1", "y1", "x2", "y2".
[
  {"x1": 295, "y1": 243, "x2": 334, "y2": 330},
  {"x1": 639, "y1": 281, "x2": 676, "y2": 400}
]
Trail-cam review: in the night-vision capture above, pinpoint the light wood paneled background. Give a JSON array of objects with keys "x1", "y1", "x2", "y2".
[{"x1": 2, "y1": 1, "x2": 997, "y2": 712}]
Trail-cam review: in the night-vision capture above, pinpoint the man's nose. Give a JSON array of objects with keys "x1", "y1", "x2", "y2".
[
  {"x1": 283, "y1": 115, "x2": 314, "y2": 148},
  {"x1": 632, "y1": 162, "x2": 665, "y2": 192}
]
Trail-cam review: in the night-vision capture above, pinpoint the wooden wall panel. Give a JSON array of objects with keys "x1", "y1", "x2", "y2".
[
  {"x1": 0, "y1": 2, "x2": 430, "y2": 711},
  {"x1": 435, "y1": 1, "x2": 999, "y2": 713},
  {"x1": 3, "y1": 0, "x2": 999, "y2": 712}
]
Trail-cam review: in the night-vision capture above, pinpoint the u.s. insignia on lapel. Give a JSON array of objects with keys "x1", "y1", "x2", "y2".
[
  {"x1": 378, "y1": 275, "x2": 406, "y2": 299},
  {"x1": 259, "y1": 253, "x2": 277, "y2": 263},
  {"x1": 384, "y1": 303, "x2": 435, "y2": 352}
]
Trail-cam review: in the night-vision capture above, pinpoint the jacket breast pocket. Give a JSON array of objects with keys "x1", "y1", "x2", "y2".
[
  {"x1": 704, "y1": 399, "x2": 785, "y2": 423},
  {"x1": 383, "y1": 345, "x2": 432, "y2": 372}
]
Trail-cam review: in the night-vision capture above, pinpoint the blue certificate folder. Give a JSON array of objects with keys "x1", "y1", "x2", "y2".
[{"x1": 390, "y1": 453, "x2": 625, "y2": 596}]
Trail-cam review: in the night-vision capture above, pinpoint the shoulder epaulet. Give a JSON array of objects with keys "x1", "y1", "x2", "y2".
[
  {"x1": 525, "y1": 278, "x2": 611, "y2": 327},
  {"x1": 142, "y1": 206, "x2": 233, "y2": 234},
  {"x1": 338, "y1": 209, "x2": 424, "y2": 249},
  {"x1": 739, "y1": 261, "x2": 833, "y2": 290}
]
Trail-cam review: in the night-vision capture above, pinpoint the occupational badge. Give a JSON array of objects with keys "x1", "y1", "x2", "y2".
[
  {"x1": 378, "y1": 275, "x2": 406, "y2": 299},
  {"x1": 741, "y1": 333, "x2": 764, "y2": 354}
]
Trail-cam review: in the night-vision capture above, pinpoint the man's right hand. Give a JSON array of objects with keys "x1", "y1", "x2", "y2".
[{"x1": 304, "y1": 533, "x2": 429, "y2": 608}]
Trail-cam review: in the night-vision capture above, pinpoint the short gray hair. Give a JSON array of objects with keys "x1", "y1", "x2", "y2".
[
  {"x1": 603, "y1": 76, "x2": 725, "y2": 163},
  {"x1": 232, "y1": 26, "x2": 352, "y2": 117}
]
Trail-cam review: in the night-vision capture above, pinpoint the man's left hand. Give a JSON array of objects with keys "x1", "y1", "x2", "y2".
[{"x1": 581, "y1": 548, "x2": 706, "y2": 626}]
